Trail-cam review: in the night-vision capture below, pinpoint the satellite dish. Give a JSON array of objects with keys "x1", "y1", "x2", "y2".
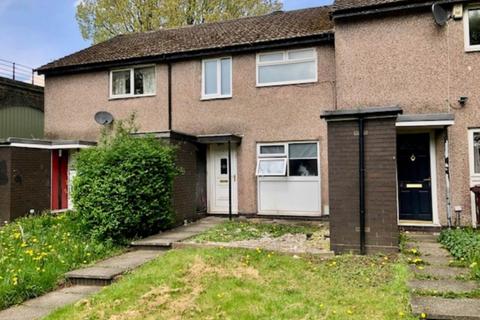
[
  {"x1": 432, "y1": 3, "x2": 450, "y2": 26},
  {"x1": 94, "y1": 111, "x2": 114, "y2": 125}
]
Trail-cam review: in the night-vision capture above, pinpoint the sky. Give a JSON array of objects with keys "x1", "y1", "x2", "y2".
[{"x1": 0, "y1": 0, "x2": 333, "y2": 71}]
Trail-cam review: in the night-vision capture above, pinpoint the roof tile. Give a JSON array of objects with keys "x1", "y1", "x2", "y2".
[{"x1": 38, "y1": 6, "x2": 333, "y2": 73}]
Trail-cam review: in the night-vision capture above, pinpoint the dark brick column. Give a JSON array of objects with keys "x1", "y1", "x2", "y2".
[
  {"x1": 322, "y1": 107, "x2": 401, "y2": 254},
  {"x1": 10, "y1": 148, "x2": 51, "y2": 220}
]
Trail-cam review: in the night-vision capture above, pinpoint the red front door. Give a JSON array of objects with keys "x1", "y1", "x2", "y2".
[{"x1": 51, "y1": 150, "x2": 69, "y2": 210}]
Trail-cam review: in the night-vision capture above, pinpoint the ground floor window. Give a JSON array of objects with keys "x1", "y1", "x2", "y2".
[
  {"x1": 256, "y1": 142, "x2": 318, "y2": 177},
  {"x1": 256, "y1": 141, "x2": 321, "y2": 216}
]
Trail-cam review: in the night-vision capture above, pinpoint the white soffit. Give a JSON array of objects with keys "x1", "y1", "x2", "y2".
[{"x1": 396, "y1": 113, "x2": 455, "y2": 128}]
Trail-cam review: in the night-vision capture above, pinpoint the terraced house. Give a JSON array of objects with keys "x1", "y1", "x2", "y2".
[{"x1": 37, "y1": 0, "x2": 480, "y2": 253}]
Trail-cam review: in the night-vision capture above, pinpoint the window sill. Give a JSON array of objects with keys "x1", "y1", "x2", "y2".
[
  {"x1": 465, "y1": 45, "x2": 480, "y2": 52},
  {"x1": 200, "y1": 95, "x2": 232, "y2": 101},
  {"x1": 109, "y1": 93, "x2": 156, "y2": 101},
  {"x1": 256, "y1": 79, "x2": 318, "y2": 88}
]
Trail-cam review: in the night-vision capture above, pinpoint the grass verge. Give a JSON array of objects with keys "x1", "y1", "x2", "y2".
[
  {"x1": 439, "y1": 228, "x2": 480, "y2": 280},
  {"x1": 190, "y1": 220, "x2": 322, "y2": 243},
  {"x1": 0, "y1": 212, "x2": 121, "y2": 309},
  {"x1": 45, "y1": 248, "x2": 414, "y2": 320}
]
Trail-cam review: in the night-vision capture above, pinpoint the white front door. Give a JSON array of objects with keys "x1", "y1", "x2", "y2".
[
  {"x1": 207, "y1": 144, "x2": 238, "y2": 214},
  {"x1": 468, "y1": 129, "x2": 480, "y2": 227}
]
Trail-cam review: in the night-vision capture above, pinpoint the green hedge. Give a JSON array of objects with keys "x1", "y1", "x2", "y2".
[
  {"x1": 72, "y1": 119, "x2": 181, "y2": 243},
  {"x1": 439, "y1": 228, "x2": 480, "y2": 279}
]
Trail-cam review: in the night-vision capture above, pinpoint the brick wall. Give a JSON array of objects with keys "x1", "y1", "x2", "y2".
[
  {"x1": 0, "y1": 148, "x2": 11, "y2": 223},
  {"x1": 0, "y1": 77, "x2": 43, "y2": 111},
  {"x1": 328, "y1": 120, "x2": 360, "y2": 253},
  {"x1": 364, "y1": 119, "x2": 399, "y2": 253},
  {"x1": 10, "y1": 148, "x2": 51, "y2": 220},
  {"x1": 327, "y1": 117, "x2": 399, "y2": 254},
  {"x1": 170, "y1": 138, "x2": 204, "y2": 225}
]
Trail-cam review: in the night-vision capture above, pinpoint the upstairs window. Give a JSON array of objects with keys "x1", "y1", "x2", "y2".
[
  {"x1": 465, "y1": 6, "x2": 480, "y2": 51},
  {"x1": 256, "y1": 48, "x2": 317, "y2": 87},
  {"x1": 110, "y1": 66, "x2": 155, "y2": 98},
  {"x1": 202, "y1": 57, "x2": 232, "y2": 99}
]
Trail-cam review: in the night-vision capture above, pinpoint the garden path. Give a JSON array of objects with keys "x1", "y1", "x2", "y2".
[
  {"x1": 407, "y1": 233, "x2": 480, "y2": 319},
  {"x1": 0, "y1": 216, "x2": 224, "y2": 320}
]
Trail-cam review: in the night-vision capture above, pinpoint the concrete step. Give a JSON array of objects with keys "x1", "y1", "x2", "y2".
[
  {"x1": 0, "y1": 286, "x2": 102, "y2": 320},
  {"x1": 406, "y1": 233, "x2": 439, "y2": 243},
  {"x1": 409, "y1": 279, "x2": 479, "y2": 294},
  {"x1": 421, "y1": 255, "x2": 452, "y2": 266},
  {"x1": 411, "y1": 296, "x2": 480, "y2": 320},
  {"x1": 407, "y1": 242, "x2": 450, "y2": 256},
  {"x1": 411, "y1": 265, "x2": 471, "y2": 280},
  {"x1": 65, "y1": 250, "x2": 164, "y2": 285}
]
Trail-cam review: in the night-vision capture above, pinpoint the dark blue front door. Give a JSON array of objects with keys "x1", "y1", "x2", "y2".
[{"x1": 397, "y1": 133, "x2": 433, "y2": 221}]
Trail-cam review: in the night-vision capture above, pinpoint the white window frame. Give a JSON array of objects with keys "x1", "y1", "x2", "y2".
[
  {"x1": 201, "y1": 57, "x2": 232, "y2": 100},
  {"x1": 256, "y1": 48, "x2": 318, "y2": 87},
  {"x1": 256, "y1": 158, "x2": 288, "y2": 176},
  {"x1": 464, "y1": 5, "x2": 480, "y2": 52},
  {"x1": 257, "y1": 143, "x2": 288, "y2": 158},
  {"x1": 256, "y1": 141, "x2": 319, "y2": 177},
  {"x1": 109, "y1": 65, "x2": 156, "y2": 99}
]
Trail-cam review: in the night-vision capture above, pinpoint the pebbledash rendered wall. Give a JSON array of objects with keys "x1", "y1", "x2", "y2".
[
  {"x1": 44, "y1": 44, "x2": 336, "y2": 216},
  {"x1": 334, "y1": 8, "x2": 480, "y2": 226}
]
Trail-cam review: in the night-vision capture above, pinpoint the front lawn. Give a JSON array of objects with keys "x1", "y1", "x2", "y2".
[
  {"x1": 46, "y1": 248, "x2": 414, "y2": 320},
  {"x1": 439, "y1": 228, "x2": 480, "y2": 280},
  {"x1": 0, "y1": 213, "x2": 121, "y2": 309},
  {"x1": 191, "y1": 220, "x2": 323, "y2": 242}
]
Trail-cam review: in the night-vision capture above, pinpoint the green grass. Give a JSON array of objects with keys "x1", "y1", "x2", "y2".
[
  {"x1": 0, "y1": 212, "x2": 121, "y2": 309},
  {"x1": 439, "y1": 228, "x2": 480, "y2": 280},
  {"x1": 191, "y1": 220, "x2": 322, "y2": 243},
  {"x1": 45, "y1": 248, "x2": 415, "y2": 320}
]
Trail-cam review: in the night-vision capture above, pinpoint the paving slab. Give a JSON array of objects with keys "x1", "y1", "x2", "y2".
[
  {"x1": 411, "y1": 265, "x2": 470, "y2": 279},
  {"x1": 409, "y1": 279, "x2": 479, "y2": 293},
  {"x1": 0, "y1": 305, "x2": 50, "y2": 320},
  {"x1": 406, "y1": 233, "x2": 439, "y2": 243},
  {"x1": 65, "y1": 266, "x2": 125, "y2": 280},
  {"x1": 95, "y1": 250, "x2": 163, "y2": 269},
  {"x1": 0, "y1": 286, "x2": 102, "y2": 320},
  {"x1": 411, "y1": 296, "x2": 480, "y2": 320},
  {"x1": 421, "y1": 255, "x2": 452, "y2": 266},
  {"x1": 407, "y1": 242, "x2": 450, "y2": 256}
]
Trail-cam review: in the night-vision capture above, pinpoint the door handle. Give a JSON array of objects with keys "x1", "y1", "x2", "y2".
[{"x1": 424, "y1": 178, "x2": 431, "y2": 182}]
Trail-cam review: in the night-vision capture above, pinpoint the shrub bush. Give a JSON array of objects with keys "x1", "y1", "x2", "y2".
[
  {"x1": 439, "y1": 228, "x2": 480, "y2": 280},
  {"x1": 72, "y1": 117, "x2": 181, "y2": 243}
]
